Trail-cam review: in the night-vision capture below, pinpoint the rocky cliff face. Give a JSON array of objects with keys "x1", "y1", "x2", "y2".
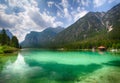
[
  {"x1": 21, "y1": 26, "x2": 64, "y2": 48},
  {"x1": 103, "y1": 3, "x2": 120, "y2": 31}
]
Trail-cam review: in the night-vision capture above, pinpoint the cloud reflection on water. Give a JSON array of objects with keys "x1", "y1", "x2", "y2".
[{"x1": 1, "y1": 53, "x2": 42, "y2": 79}]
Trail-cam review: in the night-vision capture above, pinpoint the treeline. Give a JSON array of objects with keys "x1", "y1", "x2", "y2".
[
  {"x1": 46, "y1": 40, "x2": 120, "y2": 50},
  {"x1": 61, "y1": 39, "x2": 120, "y2": 49},
  {"x1": 0, "y1": 29, "x2": 19, "y2": 48},
  {"x1": 49, "y1": 30, "x2": 120, "y2": 49},
  {"x1": 49, "y1": 23, "x2": 120, "y2": 49}
]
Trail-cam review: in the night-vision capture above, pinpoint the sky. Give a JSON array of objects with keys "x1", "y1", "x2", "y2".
[{"x1": 0, "y1": 0, "x2": 120, "y2": 42}]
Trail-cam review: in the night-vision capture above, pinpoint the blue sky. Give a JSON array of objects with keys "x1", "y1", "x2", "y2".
[{"x1": 0, "y1": 0, "x2": 120, "y2": 42}]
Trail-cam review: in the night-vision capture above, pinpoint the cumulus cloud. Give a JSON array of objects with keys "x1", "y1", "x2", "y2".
[
  {"x1": 71, "y1": 7, "x2": 88, "y2": 21},
  {"x1": 93, "y1": 0, "x2": 106, "y2": 7},
  {"x1": 56, "y1": 0, "x2": 89, "y2": 22},
  {"x1": 108, "y1": 0, "x2": 115, "y2": 3},
  {"x1": 60, "y1": 0, "x2": 72, "y2": 21},
  {"x1": 0, "y1": 4, "x2": 7, "y2": 12},
  {"x1": 47, "y1": 1, "x2": 54, "y2": 7},
  {"x1": 76, "y1": 0, "x2": 90, "y2": 7},
  {"x1": 0, "y1": 0, "x2": 63, "y2": 42},
  {"x1": 0, "y1": 12, "x2": 18, "y2": 28},
  {"x1": 61, "y1": 0, "x2": 69, "y2": 8}
]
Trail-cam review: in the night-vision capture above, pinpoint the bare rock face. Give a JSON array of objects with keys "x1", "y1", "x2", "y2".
[
  {"x1": 103, "y1": 3, "x2": 120, "y2": 31},
  {"x1": 21, "y1": 26, "x2": 64, "y2": 48}
]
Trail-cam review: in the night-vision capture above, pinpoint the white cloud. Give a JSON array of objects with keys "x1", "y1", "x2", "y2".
[
  {"x1": 71, "y1": 7, "x2": 88, "y2": 21},
  {"x1": 81, "y1": 0, "x2": 89, "y2": 7},
  {"x1": 108, "y1": 0, "x2": 115, "y2": 3},
  {"x1": 76, "y1": 0, "x2": 80, "y2": 3},
  {"x1": 0, "y1": 11, "x2": 20, "y2": 28},
  {"x1": 61, "y1": 0, "x2": 69, "y2": 8},
  {"x1": 8, "y1": 0, "x2": 37, "y2": 8},
  {"x1": 63, "y1": 8, "x2": 72, "y2": 21},
  {"x1": 40, "y1": 12, "x2": 58, "y2": 27},
  {"x1": 55, "y1": 21, "x2": 63, "y2": 26},
  {"x1": 57, "y1": 11, "x2": 63, "y2": 18},
  {"x1": 73, "y1": 10, "x2": 88, "y2": 21},
  {"x1": 0, "y1": 4, "x2": 7, "y2": 12},
  {"x1": 60, "y1": 0, "x2": 72, "y2": 21},
  {"x1": 0, "y1": 0, "x2": 63, "y2": 42},
  {"x1": 47, "y1": 1, "x2": 54, "y2": 7},
  {"x1": 93, "y1": 0, "x2": 106, "y2": 7},
  {"x1": 55, "y1": 3, "x2": 64, "y2": 13}
]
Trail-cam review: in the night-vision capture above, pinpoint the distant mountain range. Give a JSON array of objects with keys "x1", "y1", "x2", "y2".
[
  {"x1": 21, "y1": 3, "x2": 120, "y2": 49},
  {"x1": 21, "y1": 26, "x2": 64, "y2": 48}
]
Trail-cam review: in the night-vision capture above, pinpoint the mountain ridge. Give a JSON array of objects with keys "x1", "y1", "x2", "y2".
[
  {"x1": 21, "y1": 26, "x2": 64, "y2": 48},
  {"x1": 50, "y1": 3, "x2": 120, "y2": 49},
  {"x1": 21, "y1": 3, "x2": 120, "y2": 48}
]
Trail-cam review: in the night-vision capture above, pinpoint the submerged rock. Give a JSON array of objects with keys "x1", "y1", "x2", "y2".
[{"x1": 77, "y1": 66, "x2": 120, "y2": 83}]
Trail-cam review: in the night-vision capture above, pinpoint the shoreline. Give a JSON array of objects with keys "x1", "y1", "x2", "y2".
[
  {"x1": 0, "y1": 45, "x2": 19, "y2": 54},
  {"x1": 20, "y1": 48, "x2": 120, "y2": 52}
]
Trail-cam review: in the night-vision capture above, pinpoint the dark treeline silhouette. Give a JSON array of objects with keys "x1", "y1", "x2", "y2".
[{"x1": 0, "y1": 29, "x2": 19, "y2": 48}]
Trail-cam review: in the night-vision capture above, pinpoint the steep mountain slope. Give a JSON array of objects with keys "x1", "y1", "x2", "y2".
[
  {"x1": 54, "y1": 12, "x2": 106, "y2": 44},
  {"x1": 53, "y1": 3, "x2": 120, "y2": 46},
  {"x1": 103, "y1": 3, "x2": 120, "y2": 29},
  {"x1": 21, "y1": 26, "x2": 64, "y2": 48},
  {"x1": 103, "y1": 3, "x2": 120, "y2": 40}
]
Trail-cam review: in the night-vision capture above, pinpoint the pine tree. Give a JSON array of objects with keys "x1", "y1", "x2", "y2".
[
  {"x1": 11, "y1": 36, "x2": 19, "y2": 48},
  {"x1": 0, "y1": 29, "x2": 10, "y2": 45}
]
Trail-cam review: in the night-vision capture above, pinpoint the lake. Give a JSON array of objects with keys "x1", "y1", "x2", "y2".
[{"x1": 0, "y1": 49, "x2": 120, "y2": 83}]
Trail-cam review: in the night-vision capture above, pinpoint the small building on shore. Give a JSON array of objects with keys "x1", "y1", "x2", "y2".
[{"x1": 98, "y1": 46, "x2": 106, "y2": 51}]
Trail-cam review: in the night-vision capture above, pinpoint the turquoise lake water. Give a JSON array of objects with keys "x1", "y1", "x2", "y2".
[{"x1": 0, "y1": 49, "x2": 120, "y2": 83}]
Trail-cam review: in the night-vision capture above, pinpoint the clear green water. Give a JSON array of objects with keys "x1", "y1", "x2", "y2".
[{"x1": 0, "y1": 49, "x2": 120, "y2": 83}]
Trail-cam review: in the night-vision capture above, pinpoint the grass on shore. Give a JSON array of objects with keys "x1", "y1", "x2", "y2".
[{"x1": 0, "y1": 45, "x2": 18, "y2": 54}]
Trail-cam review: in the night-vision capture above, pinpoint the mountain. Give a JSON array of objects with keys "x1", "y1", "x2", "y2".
[
  {"x1": 21, "y1": 26, "x2": 64, "y2": 48},
  {"x1": 54, "y1": 12, "x2": 106, "y2": 44},
  {"x1": 103, "y1": 3, "x2": 120, "y2": 28},
  {"x1": 52, "y1": 3, "x2": 120, "y2": 48},
  {"x1": 103, "y1": 3, "x2": 120, "y2": 40},
  {"x1": 21, "y1": 3, "x2": 120, "y2": 49},
  {"x1": 0, "y1": 29, "x2": 13, "y2": 39}
]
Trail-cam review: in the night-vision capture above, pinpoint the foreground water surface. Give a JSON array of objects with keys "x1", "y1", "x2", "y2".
[{"x1": 0, "y1": 49, "x2": 120, "y2": 83}]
